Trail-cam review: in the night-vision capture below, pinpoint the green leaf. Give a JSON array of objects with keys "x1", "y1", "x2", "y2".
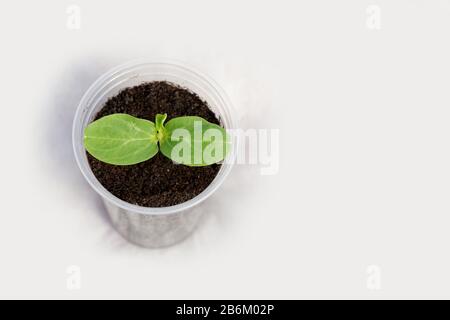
[
  {"x1": 155, "y1": 113, "x2": 167, "y2": 141},
  {"x1": 155, "y1": 113, "x2": 167, "y2": 132},
  {"x1": 158, "y1": 115, "x2": 230, "y2": 166},
  {"x1": 84, "y1": 113, "x2": 158, "y2": 165}
]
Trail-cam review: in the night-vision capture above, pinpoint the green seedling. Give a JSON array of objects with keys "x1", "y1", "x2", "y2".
[{"x1": 84, "y1": 113, "x2": 230, "y2": 166}]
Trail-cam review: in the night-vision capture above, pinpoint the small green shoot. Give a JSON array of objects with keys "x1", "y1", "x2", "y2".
[{"x1": 84, "y1": 113, "x2": 230, "y2": 166}]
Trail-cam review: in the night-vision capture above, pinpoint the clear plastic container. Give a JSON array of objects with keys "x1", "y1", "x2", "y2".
[{"x1": 72, "y1": 59, "x2": 238, "y2": 248}]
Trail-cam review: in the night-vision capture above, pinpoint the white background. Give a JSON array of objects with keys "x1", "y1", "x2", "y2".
[{"x1": 0, "y1": 0, "x2": 449, "y2": 299}]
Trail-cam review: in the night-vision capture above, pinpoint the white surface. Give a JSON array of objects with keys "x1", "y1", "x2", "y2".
[{"x1": 0, "y1": 0, "x2": 450, "y2": 299}]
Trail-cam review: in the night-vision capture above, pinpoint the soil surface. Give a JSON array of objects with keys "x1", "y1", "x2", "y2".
[{"x1": 87, "y1": 81, "x2": 221, "y2": 207}]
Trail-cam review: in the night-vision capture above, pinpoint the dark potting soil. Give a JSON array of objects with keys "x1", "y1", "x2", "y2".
[{"x1": 87, "y1": 81, "x2": 221, "y2": 207}]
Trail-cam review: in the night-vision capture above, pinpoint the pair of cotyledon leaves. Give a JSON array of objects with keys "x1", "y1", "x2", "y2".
[{"x1": 84, "y1": 113, "x2": 230, "y2": 166}]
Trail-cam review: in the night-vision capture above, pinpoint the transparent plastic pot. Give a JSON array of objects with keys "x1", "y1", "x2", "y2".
[{"x1": 72, "y1": 59, "x2": 237, "y2": 248}]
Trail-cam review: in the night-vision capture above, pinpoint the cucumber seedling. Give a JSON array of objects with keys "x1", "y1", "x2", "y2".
[{"x1": 84, "y1": 113, "x2": 230, "y2": 166}]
